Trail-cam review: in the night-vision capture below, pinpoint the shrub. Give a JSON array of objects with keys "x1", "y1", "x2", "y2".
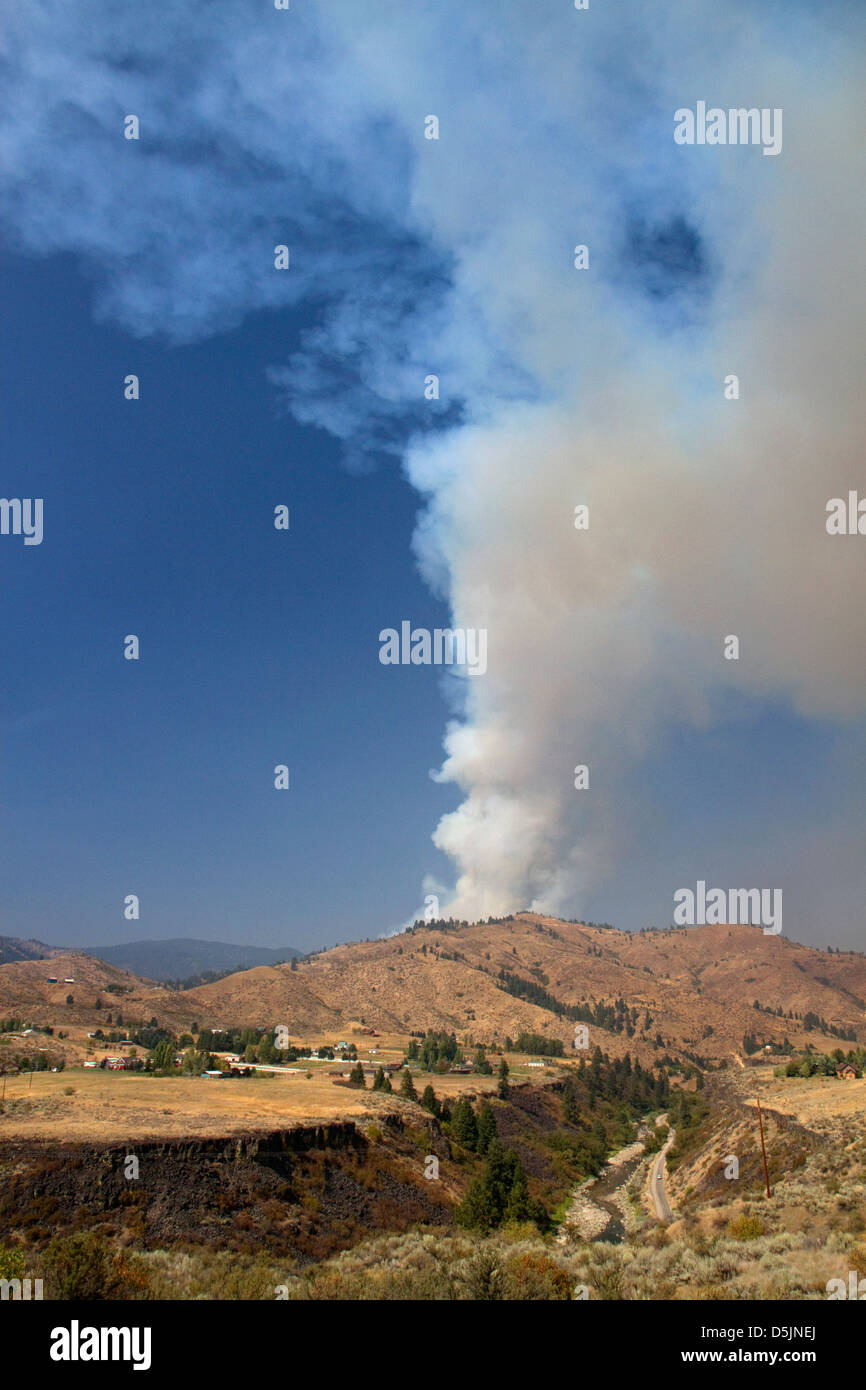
[
  {"x1": 0, "y1": 1245, "x2": 26, "y2": 1280},
  {"x1": 502, "y1": 1251, "x2": 571, "y2": 1300},
  {"x1": 727, "y1": 1215, "x2": 766, "y2": 1241},
  {"x1": 38, "y1": 1233, "x2": 140, "y2": 1300}
]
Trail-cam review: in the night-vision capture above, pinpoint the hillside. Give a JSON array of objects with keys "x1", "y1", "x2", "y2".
[
  {"x1": 0, "y1": 935, "x2": 69, "y2": 966},
  {"x1": 80, "y1": 937, "x2": 302, "y2": 982},
  {"x1": 0, "y1": 953, "x2": 157, "y2": 1027},
  {"x1": 110, "y1": 914, "x2": 866, "y2": 1065}
]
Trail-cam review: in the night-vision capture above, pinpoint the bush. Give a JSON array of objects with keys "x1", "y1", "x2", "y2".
[
  {"x1": 727, "y1": 1215, "x2": 766, "y2": 1241},
  {"x1": 38, "y1": 1233, "x2": 141, "y2": 1300},
  {"x1": 502, "y1": 1251, "x2": 572, "y2": 1301},
  {"x1": 0, "y1": 1245, "x2": 26, "y2": 1281}
]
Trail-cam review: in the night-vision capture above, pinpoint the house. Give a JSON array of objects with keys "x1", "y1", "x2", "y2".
[
  {"x1": 201, "y1": 1070, "x2": 226, "y2": 1079},
  {"x1": 335, "y1": 1042, "x2": 350, "y2": 1052},
  {"x1": 46, "y1": 977, "x2": 58, "y2": 984},
  {"x1": 836, "y1": 1063, "x2": 858, "y2": 1080},
  {"x1": 104, "y1": 1057, "x2": 126, "y2": 1070},
  {"x1": 63, "y1": 979, "x2": 75, "y2": 984},
  {"x1": 83, "y1": 1060, "x2": 97, "y2": 1068}
]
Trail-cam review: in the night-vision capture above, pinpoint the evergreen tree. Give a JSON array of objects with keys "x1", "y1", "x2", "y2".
[
  {"x1": 503, "y1": 1158, "x2": 530, "y2": 1224},
  {"x1": 497, "y1": 1057, "x2": 510, "y2": 1099},
  {"x1": 561, "y1": 1074, "x2": 579, "y2": 1124},
  {"x1": 372, "y1": 1066, "x2": 388, "y2": 1091},
  {"x1": 420, "y1": 1084, "x2": 440, "y2": 1116},
  {"x1": 476, "y1": 1099, "x2": 497, "y2": 1155},
  {"x1": 455, "y1": 1140, "x2": 543, "y2": 1234},
  {"x1": 349, "y1": 1061, "x2": 366, "y2": 1088},
  {"x1": 399, "y1": 1067, "x2": 417, "y2": 1100},
  {"x1": 455, "y1": 1172, "x2": 498, "y2": 1233},
  {"x1": 451, "y1": 1097, "x2": 479, "y2": 1150}
]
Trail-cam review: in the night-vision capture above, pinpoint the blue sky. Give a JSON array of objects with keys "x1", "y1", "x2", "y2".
[
  {"x1": 1, "y1": 1, "x2": 864, "y2": 950},
  {"x1": 0, "y1": 253, "x2": 462, "y2": 950}
]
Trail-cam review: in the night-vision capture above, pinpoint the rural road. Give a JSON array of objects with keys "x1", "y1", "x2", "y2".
[{"x1": 650, "y1": 1127, "x2": 676, "y2": 1222}]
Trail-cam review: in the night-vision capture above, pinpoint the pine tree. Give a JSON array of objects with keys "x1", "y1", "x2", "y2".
[
  {"x1": 420, "y1": 1084, "x2": 440, "y2": 1116},
  {"x1": 349, "y1": 1061, "x2": 366, "y2": 1088},
  {"x1": 472, "y1": 1045, "x2": 492, "y2": 1075},
  {"x1": 451, "y1": 1097, "x2": 478, "y2": 1150},
  {"x1": 561, "y1": 1074, "x2": 579, "y2": 1124},
  {"x1": 399, "y1": 1067, "x2": 417, "y2": 1100},
  {"x1": 503, "y1": 1159, "x2": 530, "y2": 1224},
  {"x1": 455, "y1": 1173, "x2": 498, "y2": 1233},
  {"x1": 476, "y1": 1100, "x2": 497, "y2": 1155},
  {"x1": 497, "y1": 1057, "x2": 510, "y2": 1099},
  {"x1": 372, "y1": 1066, "x2": 387, "y2": 1091}
]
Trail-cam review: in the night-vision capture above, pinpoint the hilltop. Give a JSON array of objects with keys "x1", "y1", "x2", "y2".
[
  {"x1": 79, "y1": 937, "x2": 302, "y2": 983},
  {"x1": 93, "y1": 913, "x2": 866, "y2": 1065},
  {"x1": 0, "y1": 935, "x2": 69, "y2": 966}
]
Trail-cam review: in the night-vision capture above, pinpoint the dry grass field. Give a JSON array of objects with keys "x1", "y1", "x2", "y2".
[
  {"x1": 746, "y1": 1067, "x2": 866, "y2": 1126},
  {"x1": 0, "y1": 1062, "x2": 504, "y2": 1143}
]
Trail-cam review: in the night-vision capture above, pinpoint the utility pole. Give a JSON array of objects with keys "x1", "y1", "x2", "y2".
[{"x1": 756, "y1": 1098, "x2": 772, "y2": 1198}]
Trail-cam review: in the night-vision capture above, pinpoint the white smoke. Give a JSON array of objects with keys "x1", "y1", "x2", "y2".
[{"x1": 1, "y1": 1, "x2": 864, "y2": 925}]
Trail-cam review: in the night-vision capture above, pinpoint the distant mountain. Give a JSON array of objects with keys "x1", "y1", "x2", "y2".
[
  {"x1": 0, "y1": 935, "x2": 67, "y2": 965},
  {"x1": 80, "y1": 937, "x2": 302, "y2": 982}
]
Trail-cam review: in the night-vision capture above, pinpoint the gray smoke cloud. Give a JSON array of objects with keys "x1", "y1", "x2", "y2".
[{"x1": 1, "y1": 1, "x2": 864, "y2": 928}]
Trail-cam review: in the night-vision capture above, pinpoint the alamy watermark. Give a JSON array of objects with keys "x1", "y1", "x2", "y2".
[
  {"x1": 379, "y1": 622, "x2": 487, "y2": 676},
  {"x1": 50, "y1": 1323, "x2": 151, "y2": 1370},
  {"x1": 0, "y1": 498, "x2": 43, "y2": 545},
  {"x1": 674, "y1": 103, "x2": 782, "y2": 157},
  {"x1": 673, "y1": 880, "x2": 782, "y2": 935},
  {"x1": 1, "y1": 1276, "x2": 43, "y2": 1300}
]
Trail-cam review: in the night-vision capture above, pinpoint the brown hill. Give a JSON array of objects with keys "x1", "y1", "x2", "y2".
[
  {"x1": 112, "y1": 914, "x2": 866, "y2": 1065},
  {"x1": 0, "y1": 953, "x2": 157, "y2": 1028}
]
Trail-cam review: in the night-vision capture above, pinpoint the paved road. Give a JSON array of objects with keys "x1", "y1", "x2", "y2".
[{"x1": 650, "y1": 1127, "x2": 676, "y2": 1222}]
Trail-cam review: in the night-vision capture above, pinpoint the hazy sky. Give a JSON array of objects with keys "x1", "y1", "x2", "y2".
[{"x1": 1, "y1": 0, "x2": 864, "y2": 951}]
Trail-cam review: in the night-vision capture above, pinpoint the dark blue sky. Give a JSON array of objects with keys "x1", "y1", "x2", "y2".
[{"x1": 0, "y1": 254, "x2": 460, "y2": 950}]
